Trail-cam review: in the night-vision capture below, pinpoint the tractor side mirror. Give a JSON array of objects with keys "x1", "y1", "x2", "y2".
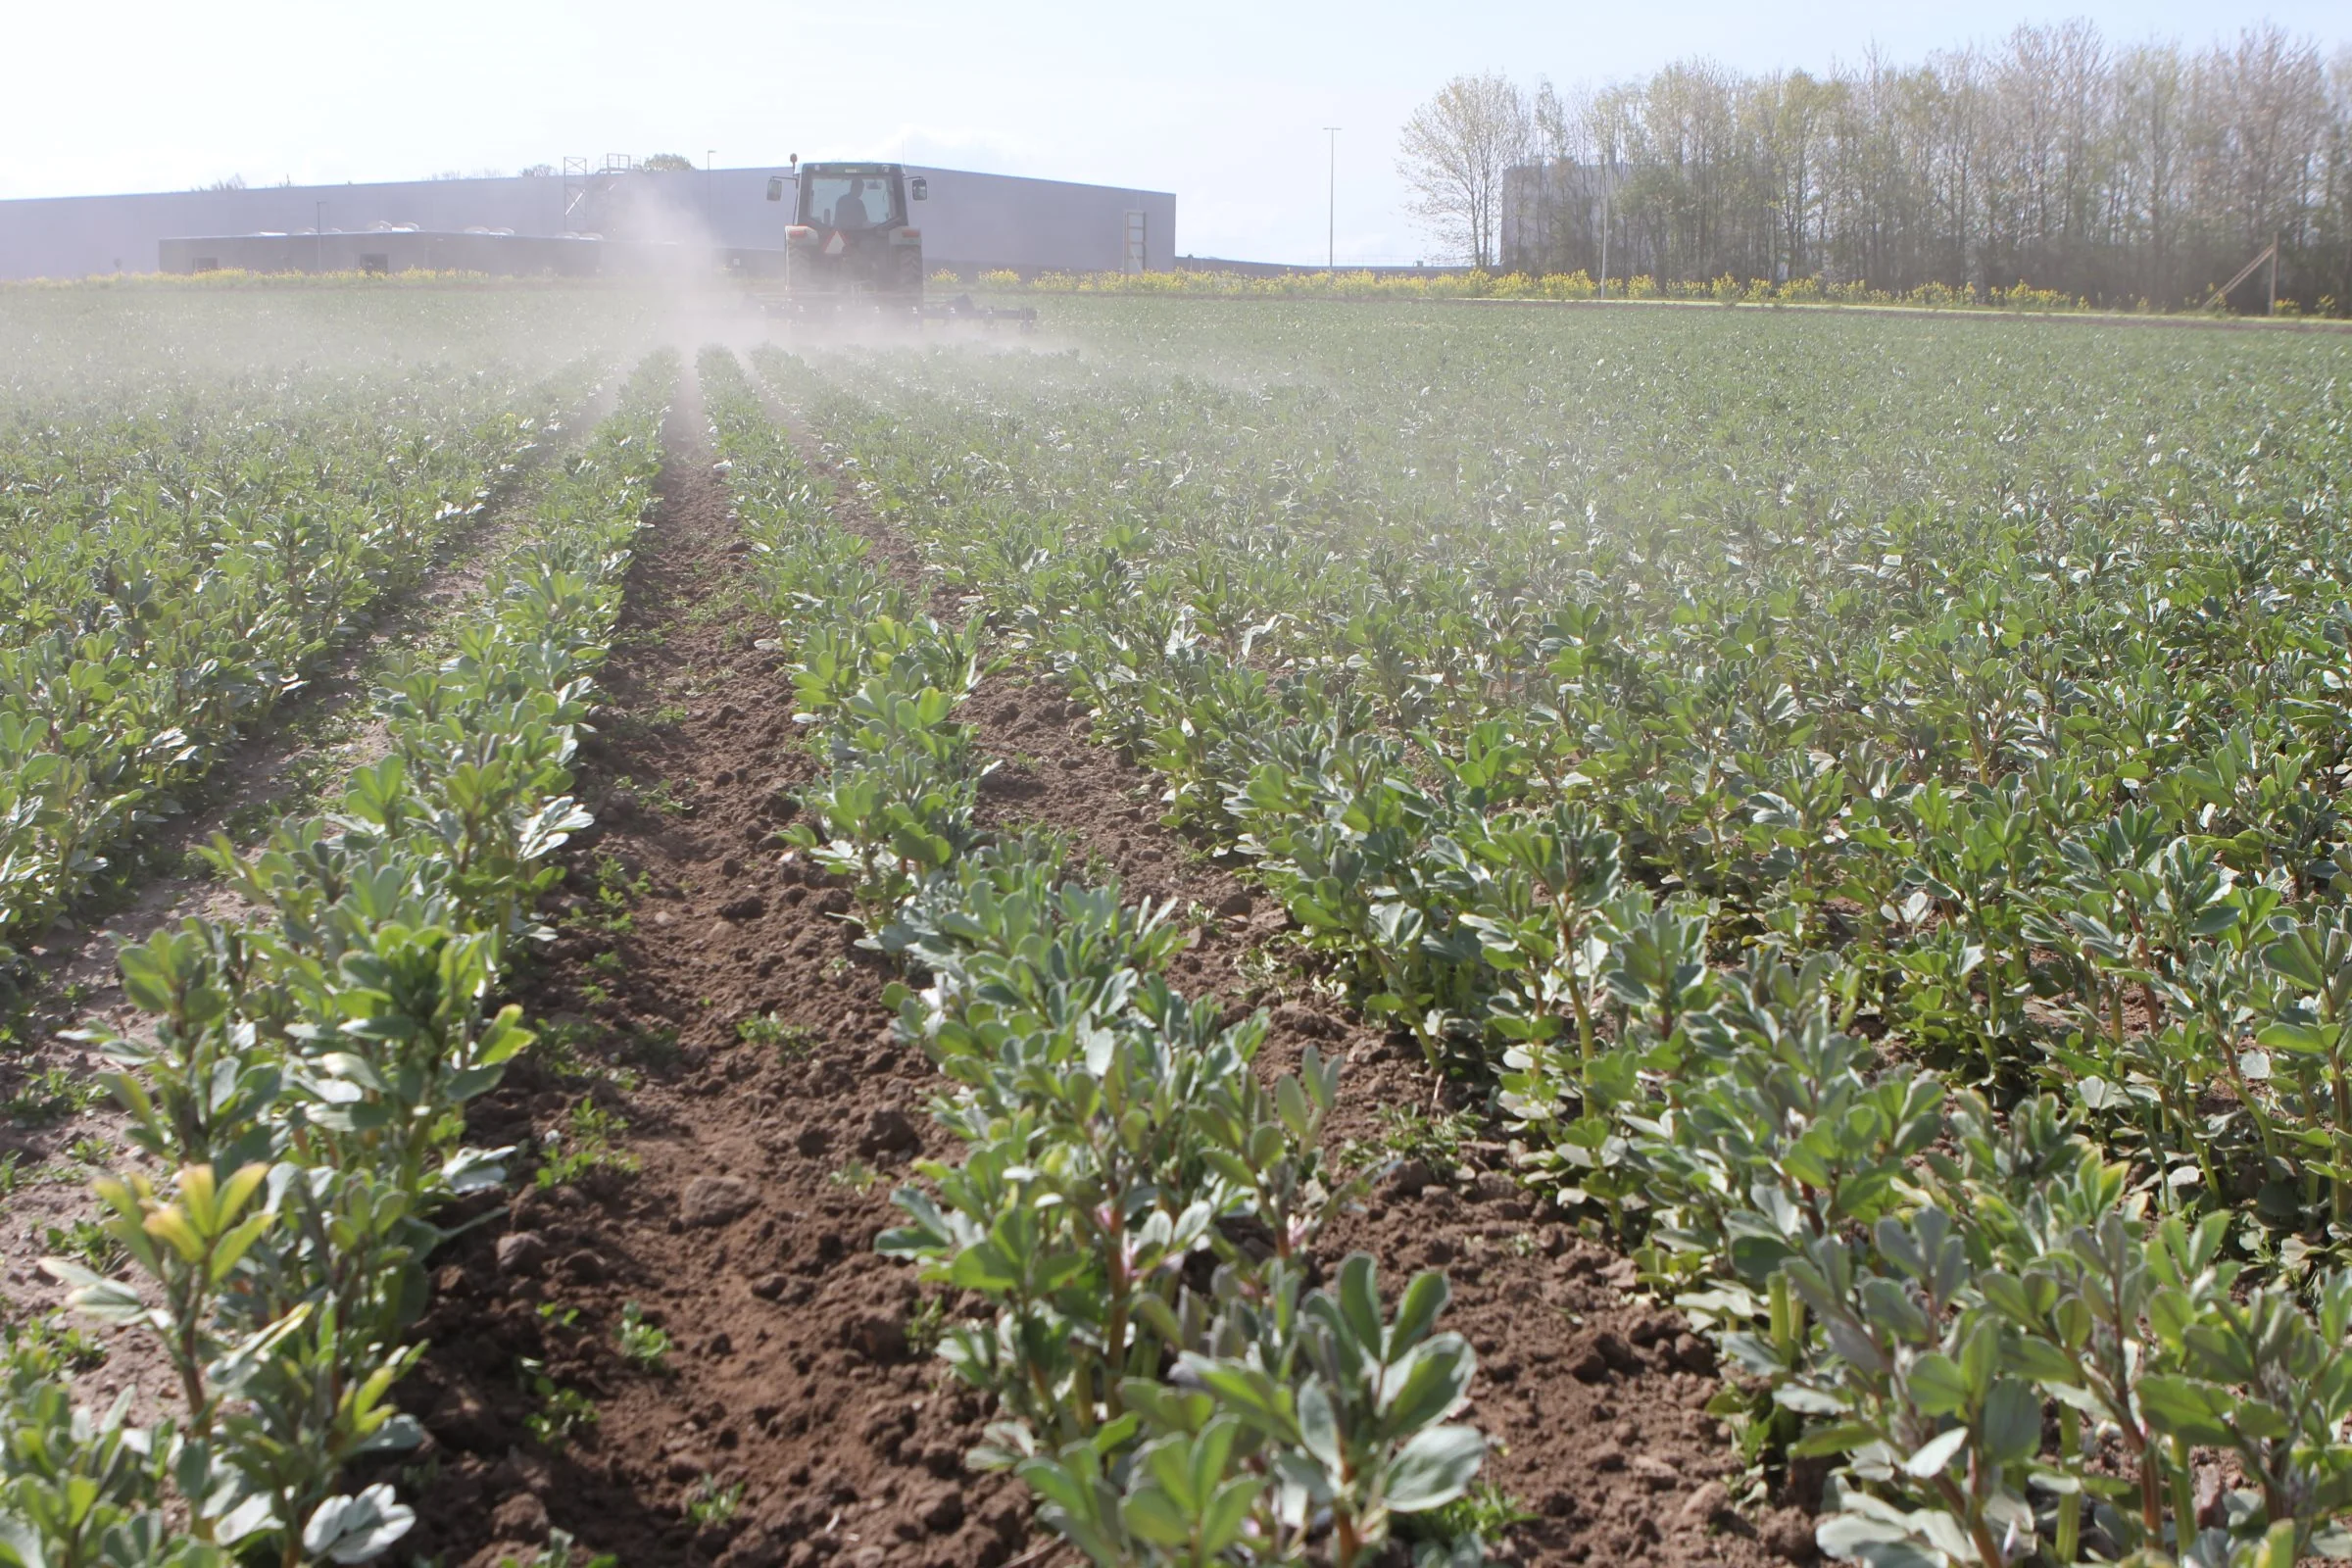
[
  {"x1": 765, "y1": 175, "x2": 784, "y2": 202},
  {"x1": 909, "y1": 176, "x2": 928, "y2": 202}
]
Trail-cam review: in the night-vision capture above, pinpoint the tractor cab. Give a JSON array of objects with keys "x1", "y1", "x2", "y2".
[{"x1": 766, "y1": 161, "x2": 926, "y2": 297}]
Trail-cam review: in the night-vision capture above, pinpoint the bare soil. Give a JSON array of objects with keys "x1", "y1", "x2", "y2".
[{"x1": 392, "y1": 365, "x2": 1817, "y2": 1568}]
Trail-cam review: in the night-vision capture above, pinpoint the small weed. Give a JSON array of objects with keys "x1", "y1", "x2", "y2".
[
  {"x1": 6, "y1": 1067, "x2": 100, "y2": 1126},
  {"x1": 499, "y1": 1531, "x2": 616, "y2": 1568},
  {"x1": 66, "y1": 1134, "x2": 111, "y2": 1167},
  {"x1": 616, "y1": 1302, "x2": 672, "y2": 1371},
  {"x1": 39, "y1": 1218, "x2": 124, "y2": 1275},
  {"x1": 684, "y1": 1476, "x2": 744, "y2": 1528},
  {"x1": 614, "y1": 774, "x2": 692, "y2": 817},
  {"x1": 828, "y1": 1158, "x2": 878, "y2": 1194},
  {"x1": 518, "y1": 1357, "x2": 600, "y2": 1451},
  {"x1": 736, "y1": 1013, "x2": 816, "y2": 1056},
  {"x1": 536, "y1": 1302, "x2": 583, "y2": 1331},
  {"x1": 218, "y1": 800, "x2": 278, "y2": 845},
  {"x1": 529, "y1": 1020, "x2": 600, "y2": 1080},
  {"x1": 1, "y1": 1312, "x2": 107, "y2": 1374},
  {"x1": 587, "y1": 854, "x2": 650, "y2": 935},
  {"x1": 624, "y1": 1027, "x2": 683, "y2": 1070},
  {"x1": 1400, "y1": 1481, "x2": 1537, "y2": 1551},
  {"x1": 1234, "y1": 944, "x2": 1290, "y2": 997},
  {"x1": 649, "y1": 704, "x2": 692, "y2": 729},
  {"x1": 1352, "y1": 1105, "x2": 1480, "y2": 1178},
  {"x1": 1502, "y1": 1231, "x2": 1540, "y2": 1258},
  {"x1": 587, "y1": 949, "x2": 624, "y2": 976},
  {"x1": 525, "y1": 1025, "x2": 642, "y2": 1093},
  {"x1": 578, "y1": 981, "x2": 613, "y2": 1008},
  {"x1": 682, "y1": 586, "x2": 751, "y2": 629},
  {"x1": 906, "y1": 1295, "x2": 947, "y2": 1358},
  {"x1": 534, "y1": 1102, "x2": 640, "y2": 1191}
]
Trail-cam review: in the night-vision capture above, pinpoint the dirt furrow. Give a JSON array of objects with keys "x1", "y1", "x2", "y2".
[{"x1": 406, "y1": 369, "x2": 1025, "y2": 1568}]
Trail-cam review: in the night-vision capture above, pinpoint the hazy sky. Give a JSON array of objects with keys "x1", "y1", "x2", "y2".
[{"x1": 10, "y1": 1, "x2": 2345, "y2": 265}]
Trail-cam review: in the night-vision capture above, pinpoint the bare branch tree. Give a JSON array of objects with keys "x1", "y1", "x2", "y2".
[
  {"x1": 1474, "y1": 20, "x2": 2352, "y2": 310},
  {"x1": 1398, "y1": 74, "x2": 1532, "y2": 267}
]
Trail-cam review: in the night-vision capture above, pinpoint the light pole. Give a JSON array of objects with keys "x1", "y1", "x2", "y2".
[
  {"x1": 314, "y1": 200, "x2": 325, "y2": 272},
  {"x1": 1322, "y1": 126, "x2": 1340, "y2": 270}
]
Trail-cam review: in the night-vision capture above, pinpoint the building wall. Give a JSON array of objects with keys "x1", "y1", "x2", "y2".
[
  {"x1": 905, "y1": 169, "x2": 1174, "y2": 275},
  {"x1": 0, "y1": 166, "x2": 1176, "y2": 280}
]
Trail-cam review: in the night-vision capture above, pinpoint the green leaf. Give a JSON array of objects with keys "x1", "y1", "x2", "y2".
[
  {"x1": 1384, "y1": 1424, "x2": 1484, "y2": 1512},
  {"x1": 1789, "y1": 1421, "x2": 1884, "y2": 1458},
  {"x1": 1904, "y1": 1352, "x2": 1970, "y2": 1417},
  {"x1": 2136, "y1": 1376, "x2": 2235, "y2": 1446},
  {"x1": 1980, "y1": 1380, "x2": 2040, "y2": 1466},
  {"x1": 2256, "y1": 1020, "x2": 2334, "y2": 1056},
  {"x1": 1381, "y1": 1338, "x2": 1474, "y2": 1434},
  {"x1": 1119, "y1": 1486, "x2": 1193, "y2": 1548},
  {"x1": 1902, "y1": 1426, "x2": 1970, "y2": 1478},
  {"x1": 1298, "y1": 1382, "x2": 1344, "y2": 1474},
  {"x1": 1200, "y1": 1477, "x2": 1260, "y2": 1554},
  {"x1": 1390, "y1": 1269, "x2": 1451, "y2": 1355},
  {"x1": 1336, "y1": 1253, "x2": 1383, "y2": 1353}
]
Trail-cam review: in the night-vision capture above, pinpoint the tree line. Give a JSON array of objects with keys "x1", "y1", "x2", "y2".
[{"x1": 1399, "y1": 22, "x2": 2352, "y2": 313}]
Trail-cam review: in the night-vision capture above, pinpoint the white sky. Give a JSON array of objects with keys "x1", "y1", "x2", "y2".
[{"x1": 9, "y1": 1, "x2": 2345, "y2": 265}]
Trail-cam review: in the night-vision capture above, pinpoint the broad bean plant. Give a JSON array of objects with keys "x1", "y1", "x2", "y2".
[
  {"x1": 0, "y1": 355, "x2": 605, "y2": 964},
  {"x1": 4, "y1": 353, "x2": 675, "y2": 1568},
  {"x1": 758, "y1": 304, "x2": 2352, "y2": 1566}
]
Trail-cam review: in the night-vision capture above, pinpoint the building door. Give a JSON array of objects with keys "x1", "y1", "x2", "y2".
[{"x1": 1123, "y1": 210, "x2": 1146, "y2": 273}]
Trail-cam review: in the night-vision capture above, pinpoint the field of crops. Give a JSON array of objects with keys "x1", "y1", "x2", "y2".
[{"x1": 5, "y1": 287, "x2": 2352, "y2": 1568}]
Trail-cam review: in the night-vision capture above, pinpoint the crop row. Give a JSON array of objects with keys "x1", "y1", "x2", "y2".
[
  {"x1": 700, "y1": 346, "x2": 1494, "y2": 1568},
  {"x1": 8, "y1": 352, "x2": 676, "y2": 1568},
  {"x1": 0, "y1": 362, "x2": 602, "y2": 968},
  {"x1": 961, "y1": 268, "x2": 2083, "y2": 311},
  {"x1": 762, "y1": 315, "x2": 2352, "y2": 1568}
]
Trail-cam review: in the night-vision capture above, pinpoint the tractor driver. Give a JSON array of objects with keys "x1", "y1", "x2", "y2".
[{"x1": 833, "y1": 179, "x2": 873, "y2": 229}]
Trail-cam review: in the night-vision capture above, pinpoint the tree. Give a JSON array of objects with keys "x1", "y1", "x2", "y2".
[
  {"x1": 1398, "y1": 74, "x2": 1532, "y2": 267},
  {"x1": 643, "y1": 152, "x2": 697, "y2": 172},
  {"x1": 1480, "y1": 20, "x2": 2352, "y2": 312}
]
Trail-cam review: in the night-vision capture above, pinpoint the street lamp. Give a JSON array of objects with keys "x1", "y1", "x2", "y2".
[{"x1": 1322, "y1": 127, "x2": 1340, "y2": 271}]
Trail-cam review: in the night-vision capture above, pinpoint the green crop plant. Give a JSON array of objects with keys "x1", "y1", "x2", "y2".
[
  {"x1": 743, "y1": 300, "x2": 2352, "y2": 1562},
  {"x1": 11, "y1": 348, "x2": 676, "y2": 1568},
  {"x1": 0, "y1": 340, "x2": 606, "y2": 970}
]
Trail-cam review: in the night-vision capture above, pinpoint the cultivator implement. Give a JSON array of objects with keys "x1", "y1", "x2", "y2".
[{"x1": 751, "y1": 290, "x2": 1037, "y2": 332}]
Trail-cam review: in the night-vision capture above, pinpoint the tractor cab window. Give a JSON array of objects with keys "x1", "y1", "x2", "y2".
[{"x1": 805, "y1": 174, "x2": 899, "y2": 231}]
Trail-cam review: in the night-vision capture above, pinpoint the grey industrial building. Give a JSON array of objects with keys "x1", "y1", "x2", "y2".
[{"x1": 0, "y1": 162, "x2": 1176, "y2": 281}]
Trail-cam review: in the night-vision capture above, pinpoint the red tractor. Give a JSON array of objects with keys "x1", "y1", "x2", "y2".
[
  {"x1": 762, "y1": 159, "x2": 1033, "y2": 327},
  {"x1": 766, "y1": 160, "x2": 927, "y2": 302}
]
